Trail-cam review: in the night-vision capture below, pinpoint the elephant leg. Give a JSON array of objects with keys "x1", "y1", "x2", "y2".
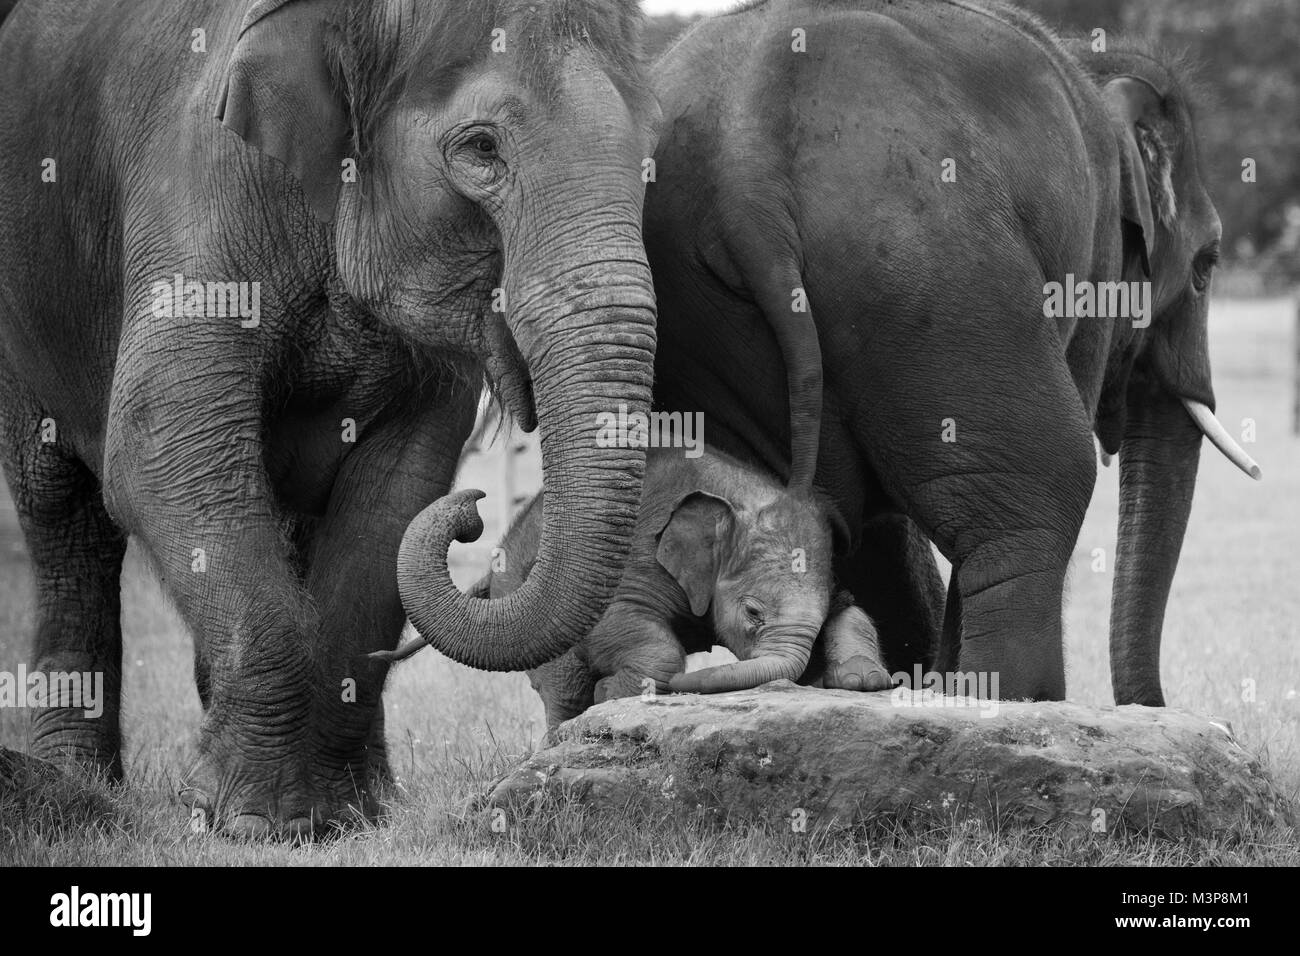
[
  {"x1": 528, "y1": 647, "x2": 598, "y2": 732},
  {"x1": 850, "y1": 308, "x2": 1095, "y2": 701},
  {"x1": 297, "y1": 389, "x2": 476, "y2": 819},
  {"x1": 946, "y1": 427, "x2": 1093, "y2": 701},
  {"x1": 103, "y1": 294, "x2": 342, "y2": 838},
  {"x1": 0, "y1": 388, "x2": 127, "y2": 779},
  {"x1": 589, "y1": 614, "x2": 686, "y2": 703},
  {"x1": 365, "y1": 700, "x2": 391, "y2": 788},
  {"x1": 934, "y1": 571, "x2": 963, "y2": 676},
  {"x1": 595, "y1": 662, "x2": 681, "y2": 703},
  {"x1": 820, "y1": 604, "x2": 892, "y2": 692},
  {"x1": 834, "y1": 514, "x2": 944, "y2": 674}
]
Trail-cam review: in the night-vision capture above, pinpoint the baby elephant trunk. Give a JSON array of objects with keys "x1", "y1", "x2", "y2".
[{"x1": 668, "y1": 624, "x2": 816, "y2": 695}]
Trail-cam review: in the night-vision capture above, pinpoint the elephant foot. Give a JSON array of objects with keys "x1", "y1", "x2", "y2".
[
  {"x1": 825, "y1": 654, "x2": 893, "y2": 691},
  {"x1": 363, "y1": 719, "x2": 394, "y2": 790},
  {"x1": 821, "y1": 605, "x2": 893, "y2": 692},
  {"x1": 594, "y1": 669, "x2": 658, "y2": 704},
  {"x1": 31, "y1": 720, "x2": 124, "y2": 784},
  {"x1": 593, "y1": 675, "x2": 631, "y2": 704},
  {"x1": 178, "y1": 739, "x2": 375, "y2": 842}
]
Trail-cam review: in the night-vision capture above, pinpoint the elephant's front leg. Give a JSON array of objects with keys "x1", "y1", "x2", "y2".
[
  {"x1": 587, "y1": 612, "x2": 687, "y2": 703},
  {"x1": 106, "y1": 368, "x2": 330, "y2": 838},
  {"x1": 2, "y1": 390, "x2": 127, "y2": 780},
  {"x1": 299, "y1": 391, "x2": 476, "y2": 817},
  {"x1": 835, "y1": 514, "x2": 945, "y2": 676},
  {"x1": 818, "y1": 599, "x2": 893, "y2": 692}
]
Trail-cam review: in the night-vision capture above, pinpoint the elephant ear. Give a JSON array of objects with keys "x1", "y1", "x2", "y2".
[
  {"x1": 1102, "y1": 75, "x2": 1173, "y2": 280},
  {"x1": 655, "y1": 491, "x2": 735, "y2": 618},
  {"x1": 216, "y1": 0, "x2": 350, "y2": 222}
]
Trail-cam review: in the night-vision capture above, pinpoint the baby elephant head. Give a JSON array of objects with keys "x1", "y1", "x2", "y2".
[{"x1": 655, "y1": 488, "x2": 833, "y2": 693}]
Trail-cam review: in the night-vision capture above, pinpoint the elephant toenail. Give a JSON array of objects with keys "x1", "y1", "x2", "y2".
[
  {"x1": 284, "y1": 816, "x2": 314, "y2": 840},
  {"x1": 178, "y1": 786, "x2": 210, "y2": 810},
  {"x1": 228, "y1": 814, "x2": 273, "y2": 840}
]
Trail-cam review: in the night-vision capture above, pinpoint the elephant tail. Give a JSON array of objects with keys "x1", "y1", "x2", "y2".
[
  {"x1": 747, "y1": 256, "x2": 823, "y2": 496},
  {"x1": 719, "y1": 211, "x2": 823, "y2": 496},
  {"x1": 369, "y1": 570, "x2": 495, "y2": 665}
]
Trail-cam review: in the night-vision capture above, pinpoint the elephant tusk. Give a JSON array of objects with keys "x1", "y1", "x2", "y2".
[{"x1": 1181, "y1": 399, "x2": 1262, "y2": 480}]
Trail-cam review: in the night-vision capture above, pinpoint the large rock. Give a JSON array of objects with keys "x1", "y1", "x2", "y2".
[{"x1": 482, "y1": 682, "x2": 1292, "y2": 837}]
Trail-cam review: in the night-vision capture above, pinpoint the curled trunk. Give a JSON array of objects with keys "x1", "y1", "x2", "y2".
[{"x1": 397, "y1": 230, "x2": 657, "y2": 670}]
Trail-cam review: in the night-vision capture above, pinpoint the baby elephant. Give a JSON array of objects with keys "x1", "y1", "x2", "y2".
[{"x1": 484, "y1": 446, "x2": 891, "y2": 726}]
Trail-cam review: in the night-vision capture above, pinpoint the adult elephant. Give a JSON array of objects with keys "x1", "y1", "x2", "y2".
[
  {"x1": 644, "y1": 0, "x2": 1258, "y2": 704},
  {"x1": 0, "y1": 0, "x2": 658, "y2": 838}
]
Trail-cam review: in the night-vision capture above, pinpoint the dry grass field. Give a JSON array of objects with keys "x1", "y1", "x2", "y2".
[{"x1": 1, "y1": 297, "x2": 1297, "y2": 865}]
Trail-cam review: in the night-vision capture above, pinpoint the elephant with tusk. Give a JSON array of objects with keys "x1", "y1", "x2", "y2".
[{"x1": 643, "y1": 0, "x2": 1260, "y2": 706}]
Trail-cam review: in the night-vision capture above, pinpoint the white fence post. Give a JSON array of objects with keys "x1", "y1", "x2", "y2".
[{"x1": 1293, "y1": 297, "x2": 1300, "y2": 435}]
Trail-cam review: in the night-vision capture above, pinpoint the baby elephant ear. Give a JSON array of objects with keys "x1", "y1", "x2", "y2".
[
  {"x1": 655, "y1": 491, "x2": 735, "y2": 618},
  {"x1": 216, "y1": 0, "x2": 350, "y2": 222}
]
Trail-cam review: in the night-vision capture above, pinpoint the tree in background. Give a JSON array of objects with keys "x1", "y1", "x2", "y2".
[{"x1": 1019, "y1": 0, "x2": 1300, "y2": 281}]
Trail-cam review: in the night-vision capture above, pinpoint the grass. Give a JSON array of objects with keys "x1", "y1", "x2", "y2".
[{"x1": 2, "y1": 297, "x2": 1298, "y2": 865}]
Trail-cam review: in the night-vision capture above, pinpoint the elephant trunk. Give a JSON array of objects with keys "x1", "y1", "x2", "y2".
[
  {"x1": 396, "y1": 223, "x2": 657, "y2": 672},
  {"x1": 669, "y1": 626, "x2": 815, "y2": 695},
  {"x1": 1109, "y1": 386, "x2": 1202, "y2": 706}
]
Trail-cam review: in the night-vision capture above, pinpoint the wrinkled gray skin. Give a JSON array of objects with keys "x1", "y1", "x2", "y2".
[
  {"x1": 0, "y1": 0, "x2": 658, "y2": 838},
  {"x1": 645, "y1": 0, "x2": 1257, "y2": 704},
  {"x1": 448, "y1": 447, "x2": 889, "y2": 729}
]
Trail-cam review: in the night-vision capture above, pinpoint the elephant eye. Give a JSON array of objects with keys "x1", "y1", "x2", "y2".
[
  {"x1": 448, "y1": 129, "x2": 506, "y2": 191},
  {"x1": 469, "y1": 135, "x2": 498, "y2": 159},
  {"x1": 1192, "y1": 244, "x2": 1219, "y2": 292},
  {"x1": 742, "y1": 600, "x2": 766, "y2": 627}
]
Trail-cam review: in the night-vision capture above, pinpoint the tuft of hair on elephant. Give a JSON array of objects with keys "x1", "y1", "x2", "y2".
[
  {"x1": 643, "y1": 0, "x2": 1259, "y2": 706},
  {"x1": 0, "y1": 0, "x2": 659, "y2": 839},
  {"x1": 376, "y1": 446, "x2": 892, "y2": 728}
]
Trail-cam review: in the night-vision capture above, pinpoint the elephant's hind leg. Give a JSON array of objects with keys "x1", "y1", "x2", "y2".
[
  {"x1": 1, "y1": 395, "x2": 126, "y2": 779},
  {"x1": 847, "y1": 286, "x2": 1096, "y2": 700}
]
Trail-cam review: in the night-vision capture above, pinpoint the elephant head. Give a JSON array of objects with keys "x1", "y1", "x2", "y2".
[
  {"x1": 1080, "y1": 48, "x2": 1260, "y2": 705},
  {"x1": 217, "y1": 0, "x2": 660, "y2": 671},
  {"x1": 656, "y1": 488, "x2": 833, "y2": 694}
]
